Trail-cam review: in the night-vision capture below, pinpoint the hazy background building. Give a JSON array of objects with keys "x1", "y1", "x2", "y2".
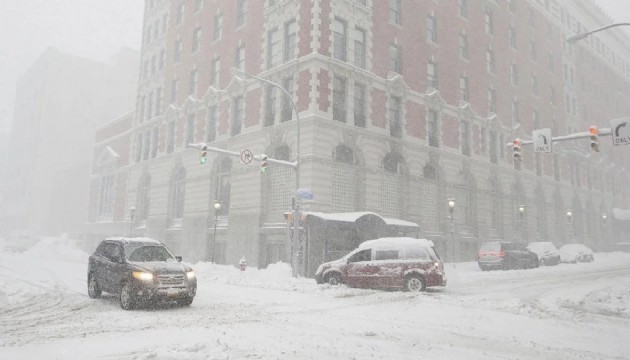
[{"x1": 1, "y1": 47, "x2": 139, "y2": 236}]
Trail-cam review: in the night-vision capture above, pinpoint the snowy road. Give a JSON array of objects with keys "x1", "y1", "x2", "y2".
[{"x1": 1, "y1": 237, "x2": 630, "y2": 360}]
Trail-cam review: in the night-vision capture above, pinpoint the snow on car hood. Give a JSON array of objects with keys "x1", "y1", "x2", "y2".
[{"x1": 128, "y1": 260, "x2": 191, "y2": 274}]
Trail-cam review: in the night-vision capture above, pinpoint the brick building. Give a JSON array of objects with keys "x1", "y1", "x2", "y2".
[{"x1": 86, "y1": 0, "x2": 630, "y2": 276}]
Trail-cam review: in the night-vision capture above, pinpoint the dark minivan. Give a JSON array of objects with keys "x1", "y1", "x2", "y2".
[
  {"x1": 87, "y1": 237, "x2": 197, "y2": 310},
  {"x1": 315, "y1": 237, "x2": 446, "y2": 292},
  {"x1": 478, "y1": 241, "x2": 539, "y2": 271}
]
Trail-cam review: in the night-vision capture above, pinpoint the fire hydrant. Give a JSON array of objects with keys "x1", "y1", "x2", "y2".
[{"x1": 239, "y1": 256, "x2": 247, "y2": 271}]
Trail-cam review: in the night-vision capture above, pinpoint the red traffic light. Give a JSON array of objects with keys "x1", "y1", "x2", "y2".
[{"x1": 588, "y1": 126, "x2": 598, "y2": 135}]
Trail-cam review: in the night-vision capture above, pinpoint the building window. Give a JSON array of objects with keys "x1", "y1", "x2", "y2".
[
  {"x1": 354, "y1": 27, "x2": 366, "y2": 69},
  {"x1": 459, "y1": 31, "x2": 469, "y2": 60},
  {"x1": 458, "y1": 0, "x2": 467, "y2": 18},
  {"x1": 231, "y1": 97, "x2": 243, "y2": 136},
  {"x1": 282, "y1": 76, "x2": 295, "y2": 122},
  {"x1": 211, "y1": 57, "x2": 220, "y2": 87},
  {"x1": 427, "y1": 15, "x2": 437, "y2": 43},
  {"x1": 159, "y1": 50, "x2": 165, "y2": 70},
  {"x1": 155, "y1": 87, "x2": 162, "y2": 116},
  {"x1": 234, "y1": 44, "x2": 245, "y2": 70},
  {"x1": 170, "y1": 78, "x2": 179, "y2": 104},
  {"x1": 176, "y1": 2, "x2": 185, "y2": 25},
  {"x1": 284, "y1": 20, "x2": 297, "y2": 62},
  {"x1": 428, "y1": 109, "x2": 439, "y2": 147},
  {"x1": 171, "y1": 168, "x2": 186, "y2": 220},
  {"x1": 213, "y1": 13, "x2": 223, "y2": 41},
  {"x1": 264, "y1": 86, "x2": 277, "y2": 127},
  {"x1": 143, "y1": 131, "x2": 150, "y2": 160},
  {"x1": 488, "y1": 87, "x2": 496, "y2": 113},
  {"x1": 508, "y1": 0, "x2": 517, "y2": 13},
  {"x1": 427, "y1": 59, "x2": 438, "y2": 89},
  {"x1": 192, "y1": 27, "x2": 201, "y2": 53},
  {"x1": 333, "y1": 18, "x2": 347, "y2": 62},
  {"x1": 194, "y1": 0, "x2": 203, "y2": 12},
  {"x1": 486, "y1": 48, "x2": 495, "y2": 73},
  {"x1": 461, "y1": 119, "x2": 471, "y2": 156},
  {"x1": 167, "y1": 121, "x2": 175, "y2": 153},
  {"x1": 389, "y1": 96, "x2": 402, "y2": 138},
  {"x1": 530, "y1": 40, "x2": 537, "y2": 61},
  {"x1": 509, "y1": 26, "x2": 517, "y2": 49},
  {"x1": 390, "y1": 0, "x2": 401, "y2": 25},
  {"x1": 151, "y1": 127, "x2": 159, "y2": 158},
  {"x1": 134, "y1": 134, "x2": 143, "y2": 163},
  {"x1": 485, "y1": 10, "x2": 494, "y2": 35},
  {"x1": 354, "y1": 82, "x2": 366, "y2": 128},
  {"x1": 389, "y1": 44, "x2": 401, "y2": 73},
  {"x1": 237, "y1": 0, "x2": 247, "y2": 26},
  {"x1": 138, "y1": 175, "x2": 151, "y2": 222},
  {"x1": 215, "y1": 158, "x2": 232, "y2": 215},
  {"x1": 460, "y1": 75, "x2": 469, "y2": 102},
  {"x1": 98, "y1": 175, "x2": 115, "y2": 220},
  {"x1": 480, "y1": 127, "x2": 487, "y2": 155},
  {"x1": 553, "y1": 154, "x2": 560, "y2": 181},
  {"x1": 146, "y1": 91, "x2": 153, "y2": 120},
  {"x1": 532, "y1": 74, "x2": 539, "y2": 95},
  {"x1": 333, "y1": 76, "x2": 347, "y2": 122},
  {"x1": 512, "y1": 99, "x2": 520, "y2": 123},
  {"x1": 490, "y1": 130, "x2": 498, "y2": 164},
  {"x1": 267, "y1": 28, "x2": 280, "y2": 69},
  {"x1": 186, "y1": 114, "x2": 195, "y2": 144},
  {"x1": 189, "y1": 69, "x2": 198, "y2": 96},
  {"x1": 174, "y1": 39, "x2": 182, "y2": 62},
  {"x1": 206, "y1": 106, "x2": 217, "y2": 142},
  {"x1": 528, "y1": 5, "x2": 535, "y2": 27},
  {"x1": 510, "y1": 63, "x2": 519, "y2": 86}
]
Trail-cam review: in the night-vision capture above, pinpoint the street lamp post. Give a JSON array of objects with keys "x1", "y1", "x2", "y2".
[
  {"x1": 447, "y1": 198, "x2": 456, "y2": 266},
  {"x1": 212, "y1": 200, "x2": 222, "y2": 263},
  {"x1": 566, "y1": 22, "x2": 630, "y2": 44},
  {"x1": 518, "y1": 204, "x2": 526, "y2": 241},
  {"x1": 129, "y1": 206, "x2": 136, "y2": 237},
  {"x1": 566, "y1": 210, "x2": 573, "y2": 242},
  {"x1": 231, "y1": 68, "x2": 301, "y2": 277},
  {"x1": 601, "y1": 213, "x2": 607, "y2": 251}
]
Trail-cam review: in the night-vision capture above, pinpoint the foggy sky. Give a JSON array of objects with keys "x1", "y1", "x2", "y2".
[{"x1": 0, "y1": 0, "x2": 628, "y2": 134}]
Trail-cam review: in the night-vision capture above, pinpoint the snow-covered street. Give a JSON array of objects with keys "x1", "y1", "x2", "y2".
[{"x1": 1, "y1": 237, "x2": 630, "y2": 360}]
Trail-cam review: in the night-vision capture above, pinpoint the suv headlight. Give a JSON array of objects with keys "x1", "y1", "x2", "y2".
[
  {"x1": 186, "y1": 271, "x2": 195, "y2": 279},
  {"x1": 132, "y1": 271, "x2": 154, "y2": 281}
]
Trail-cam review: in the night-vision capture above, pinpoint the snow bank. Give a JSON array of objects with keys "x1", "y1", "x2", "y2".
[{"x1": 21, "y1": 234, "x2": 89, "y2": 263}]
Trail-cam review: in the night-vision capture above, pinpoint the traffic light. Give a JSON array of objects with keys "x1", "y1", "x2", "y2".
[
  {"x1": 512, "y1": 138, "x2": 523, "y2": 161},
  {"x1": 589, "y1": 125, "x2": 599, "y2": 152},
  {"x1": 260, "y1": 154, "x2": 268, "y2": 173},
  {"x1": 199, "y1": 145, "x2": 208, "y2": 164}
]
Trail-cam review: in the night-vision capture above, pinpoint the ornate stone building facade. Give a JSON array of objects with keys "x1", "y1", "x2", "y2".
[{"x1": 86, "y1": 0, "x2": 630, "y2": 274}]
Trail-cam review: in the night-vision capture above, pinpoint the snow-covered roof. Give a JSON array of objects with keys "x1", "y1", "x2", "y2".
[
  {"x1": 612, "y1": 207, "x2": 630, "y2": 221},
  {"x1": 359, "y1": 237, "x2": 434, "y2": 249},
  {"x1": 298, "y1": 211, "x2": 419, "y2": 228}
]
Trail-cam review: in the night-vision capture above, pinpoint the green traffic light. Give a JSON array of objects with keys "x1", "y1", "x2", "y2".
[{"x1": 200, "y1": 157, "x2": 208, "y2": 164}]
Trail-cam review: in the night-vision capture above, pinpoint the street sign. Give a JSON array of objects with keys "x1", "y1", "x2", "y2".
[
  {"x1": 611, "y1": 117, "x2": 630, "y2": 146},
  {"x1": 297, "y1": 188, "x2": 314, "y2": 200},
  {"x1": 240, "y1": 149, "x2": 254, "y2": 164},
  {"x1": 533, "y1": 128, "x2": 552, "y2": 153}
]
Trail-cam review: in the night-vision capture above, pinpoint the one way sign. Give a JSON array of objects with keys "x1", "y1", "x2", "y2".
[{"x1": 533, "y1": 128, "x2": 552, "y2": 153}]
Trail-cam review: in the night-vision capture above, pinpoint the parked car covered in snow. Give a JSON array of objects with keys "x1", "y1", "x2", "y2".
[
  {"x1": 314, "y1": 237, "x2": 446, "y2": 292},
  {"x1": 559, "y1": 244, "x2": 594, "y2": 263},
  {"x1": 477, "y1": 241, "x2": 539, "y2": 271},
  {"x1": 87, "y1": 237, "x2": 197, "y2": 310},
  {"x1": 527, "y1": 241, "x2": 561, "y2": 266}
]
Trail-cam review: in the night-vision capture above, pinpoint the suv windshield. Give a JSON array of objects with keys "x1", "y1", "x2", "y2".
[{"x1": 126, "y1": 245, "x2": 175, "y2": 262}]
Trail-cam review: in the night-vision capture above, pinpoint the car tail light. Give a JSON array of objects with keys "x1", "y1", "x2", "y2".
[
  {"x1": 479, "y1": 250, "x2": 506, "y2": 257},
  {"x1": 498, "y1": 250, "x2": 506, "y2": 257}
]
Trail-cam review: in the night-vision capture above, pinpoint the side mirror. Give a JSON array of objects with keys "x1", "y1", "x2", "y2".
[
  {"x1": 111, "y1": 254, "x2": 123, "y2": 263},
  {"x1": 176, "y1": 256, "x2": 182, "y2": 262}
]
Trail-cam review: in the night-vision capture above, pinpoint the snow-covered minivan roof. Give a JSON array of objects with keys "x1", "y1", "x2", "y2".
[{"x1": 359, "y1": 237, "x2": 434, "y2": 249}]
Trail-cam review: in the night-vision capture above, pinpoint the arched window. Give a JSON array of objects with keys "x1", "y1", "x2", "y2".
[
  {"x1": 171, "y1": 168, "x2": 186, "y2": 220},
  {"x1": 332, "y1": 144, "x2": 357, "y2": 212},
  {"x1": 138, "y1": 174, "x2": 152, "y2": 222},
  {"x1": 382, "y1": 151, "x2": 404, "y2": 218},
  {"x1": 215, "y1": 158, "x2": 232, "y2": 215},
  {"x1": 383, "y1": 151, "x2": 404, "y2": 174}
]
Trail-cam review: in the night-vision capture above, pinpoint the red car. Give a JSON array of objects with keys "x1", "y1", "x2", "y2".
[{"x1": 314, "y1": 237, "x2": 447, "y2": 291}]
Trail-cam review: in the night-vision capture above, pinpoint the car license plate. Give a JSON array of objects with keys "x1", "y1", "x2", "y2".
[{"x1": 167, "y1": 288, "x2": 180, "y2": 296}]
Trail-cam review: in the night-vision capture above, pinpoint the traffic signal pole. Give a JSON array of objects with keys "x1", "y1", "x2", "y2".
[
  {"x1": 187, "y1": 143, "x2": 297, "y2": 168},
  {"x1": 505, "y1": 128, "x2": 612, "y2": 147}
]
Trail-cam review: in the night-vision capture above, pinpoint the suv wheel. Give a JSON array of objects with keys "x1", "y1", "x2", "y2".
[
  {"x1": 325, "y1": 272, "x2": 342, "y2": 286},
  {"x1": 87, "y1": 273, "x2": 101, "y2": 299},
  {"x1": 404, "y1": 275, "x2": 426, "y2": 292},
  {"x1": 178, "y1": 297, "x2": 194, "y2": 306},
  {"x1": 120, "y1": 282, "x2": 136, "y2": 310}
]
